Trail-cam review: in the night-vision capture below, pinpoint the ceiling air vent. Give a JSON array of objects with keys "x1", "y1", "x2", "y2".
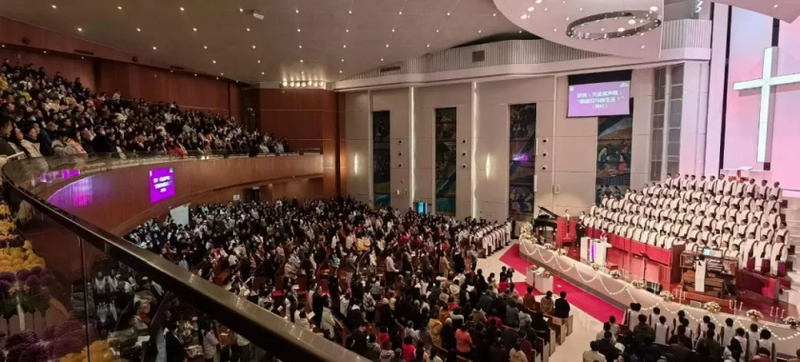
[
  {"x1": 472, "y1": 50, "x2": 485, "y2": 63},
  {"x1": 74, "y1": 49, "x2": 94, "y2": 56},
  {"x1": 380, "y1": 65, "x2": 401, "y2": 73}
]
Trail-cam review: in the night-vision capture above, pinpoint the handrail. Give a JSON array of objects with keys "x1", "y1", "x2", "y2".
[{"x1": 1, "y1": 155, "x2": 364, "y2": 362}]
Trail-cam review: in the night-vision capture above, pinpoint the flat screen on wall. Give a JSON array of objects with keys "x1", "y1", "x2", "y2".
[
  {"x1": 149, "y1": 168, "x2": 175, "y2": 203},
  {"x1": 568, "y1": 81, "x2": 631, "y2": 117}
]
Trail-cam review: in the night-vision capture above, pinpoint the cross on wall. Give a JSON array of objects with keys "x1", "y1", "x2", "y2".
[{"x1": 733, "y1": 47, "x2": 800, "y2": 164}]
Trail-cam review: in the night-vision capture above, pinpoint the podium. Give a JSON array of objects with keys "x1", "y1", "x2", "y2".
[
  {"x1": 536, "y1": 273, "x2": 554, "y2": 293},
  {"x1": 580, "y1": 237, "x2": 610, "y2": 267}
]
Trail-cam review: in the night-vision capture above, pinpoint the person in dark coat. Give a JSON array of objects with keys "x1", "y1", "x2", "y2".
[
  {"x1": 553, "y1": 291, "x2": 570, "y2": 318},
  {"x1": 488, "y1": 337, "x2": 508, "y2": 362},
  {"x1": 165, "y1": 321, "x2": 187, "y2": 362},
  {"x1": 350, "y1": 322, "x2": 369, "y2": 355}
]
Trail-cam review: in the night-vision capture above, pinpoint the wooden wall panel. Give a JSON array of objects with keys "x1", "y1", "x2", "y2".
[{"x1": 47, "y1": 155, "x2": 323, "y2": 235}]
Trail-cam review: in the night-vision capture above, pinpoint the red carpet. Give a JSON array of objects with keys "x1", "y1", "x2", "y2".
[{"x1": 500, "y1": 244, "x2": 624, "y2": 322}]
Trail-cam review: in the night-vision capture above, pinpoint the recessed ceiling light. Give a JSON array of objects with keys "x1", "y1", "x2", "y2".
[
  {"x1": 300, "y1": 59, "x2": 304, "y2": 63},
  {"x1": 381, "y1": 58, "x2": 384, "y2": 61},
  {"x1": 535, "y1": 0, "x2": 542, "y2": 3},
  {"x1": 194, "y1": 73, "x2": 197, "y2": 76},
  {"x1": 579, "y1": 7, "x2": 583, "y2": 11},
  {"x1": 117, "y1": 6, "x2": 123, "y2": 10},
  {"x1": 553, "y1": 28, "x2": 557, "y2": 32},
  {"x1": 386, "y1": 44, "x2": 389, "y2": 48},
  {"x1": 427, "y1": 44, "x2": 430, "y2": 47},
  {"x1": 446, "y1": 12, "x2": 451, "y2": 16},
  {"x1": 521, "y1": 14, "x2": 528, "y2": 19},
  {"x1": 170, "y1": 70, "x2": 173, "y2": 73},
  {"x1": 398, "y1": 11, "x2": 402, "y2": 15},
  {"x1": 298, "y1": 45, "x2": 303, "y2": 49},
  {"x1": 257, "y1": 60, "x2": 261, "y2": 63},
  {"x1": 617, "y1": 27, "x2": 625, "y2": 32},
  {"x1": 527, "y1": 7, "x2": 534, "y2": 11},
  {"x1": 216, "y1": 77, "x2": 219, "y2": 80},
  {"x1": 193, "y1": 27, "x2": 198, "y2": 32},
  {"x1": 203, "y1": 45, "x2": 208, "y2": 49},
  {"x1": 212, "y1": 60, "x2": 216, "y2": 64},
  {"x1": 544, "y1": 8, "x2": 548, "y2": 11},
  {"x1": 346, "y1": 29, "x2": 350, "y2": 32},
  {"x1": 261, "y1": 72, "x2": 265, "y2": 75},
  {"x1": 220, "y1": 72, "x2": 224, "y2": 76},
  {"x1": 341, "y1": 58, "x2": 345, "y2": 62},
  {"x1": 239, "y1": 8, "x2": 244, "y2": 12},
  {"x1": 301, "y1": 71, "x2": 305, "y2": 74},
  {"x1": 343, "y1": 44, "x2": 347, "y2": 48},
  {"x1": 339, "y1": 70, "x2": 343, "y2": 74},
  {"x1": 650, "y1": 6, "x2": 658, "y2": 11},
  {"x1": 297, "y1": 28, "x2": 301, "y2": 32},
  {"x1": 136, "y1": 27, "x2": 141, "y2": 32},
  {"x1": 80, "y1": 56, "x2": 84, "y2": 59},
  {"x1": 179, "y1": 7, "x2": 185, "y2": 12},
  {"x1": 392, "y1": 29, "x2": 395, "y2": 32},
  {"x1": 478, "y1": 30, "x2": 482, "y2": 33},
  {"x1": 152, "y1": 46, "x2": 157, "y2": 50},
  {"x1": 51, "y1": 4, "x2": 57, "y2": 9},
  {"x1": 252, "y1": 45, "x2": 257, "y2": 49},
  {"x1": 493, "y1": 13, "x2": 497, "y2": 17},
  {"x1": 246, "y1": 28, "x2": 251, "y2": 32},
  {"x1": 519, "y1": 30, "x2": 523, "y2": 33},
  {"x1": 436, "y1": 29, "x2": 440, "y2": 33},
  {"x1": 77, "y1": 27, "x2": 83, "y2": 32},
  {"x1": 641, "y1": 45, "x2": 646, "y2": 49},
  {"x1": 295, "y1": 9, "x2": 299, "y2": 14},
  {"x1": 566, "y1": 17, "x2": 570, "y2": 21},
  {"x1": 628, "y1": 19, "x2": 636, "y2": 25},
  {"x1": 43, "y1": 51, "x2": 47, "y2": 54},
  {"x1": 774, "y1": 4, "x2": 779, "y2": 8},
  {"x1": 600, "y1": 28, "x2": 605, "y2": 31}
]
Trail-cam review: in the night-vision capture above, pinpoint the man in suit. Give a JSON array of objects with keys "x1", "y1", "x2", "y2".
[
  {"x1": 596, "y1": 332, "x2": 618, "y2": 362},
  {"x1": 698, "y1": 330, "x2": 722, "y2": 362},
  {"x1": 553, "y1": 291, "x2": 571, "y2": 318},
  {"x1": 350, "y1": 322, "x2": 368, "y2": 355}
]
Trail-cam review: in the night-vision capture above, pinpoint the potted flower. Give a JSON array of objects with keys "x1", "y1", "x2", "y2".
[
  {"x1": 631, "y1": 279, "x2": 646, "y2": 289},
  {"x1": 609, "y1": 270, "x2": 621, "y2": 279},
  {"x1": 705, "y1": 302, "x2": 721, "y2": 314},
  {"x1": 746, "y1": 309, "x2": 763, "y2": 322},
  {"x1": 544, "y1": 243, "x2": 555, "y2": 251},
  {"x1": 591, "y1": 263, "x2": 600, "y2": 271},
  {"x1": 659, "y1": 290, "x2": 674, "y2": 302},
  {"x1": 543, "y1": 271, "x2": 551, "y2": 278},
  {"x1": 784, "y1": 316, "x2": 799, "y2": 330},
  {"x1": 557, "y1": 248, "x2": 567, "y2": 256}
]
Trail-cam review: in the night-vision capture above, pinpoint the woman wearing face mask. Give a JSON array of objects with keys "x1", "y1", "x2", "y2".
[{"x1": 18, "y1": 121, "x2": 42, "y2": 158}]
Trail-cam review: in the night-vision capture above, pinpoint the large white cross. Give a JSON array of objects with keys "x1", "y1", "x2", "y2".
[{"x1": 733, "y1": 47, "x2": 800, "y2": 163}]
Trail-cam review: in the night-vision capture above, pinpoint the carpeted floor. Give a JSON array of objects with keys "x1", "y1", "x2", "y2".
[{"x1": 500, "y1": 243, "x2": 624, "y2": 322}]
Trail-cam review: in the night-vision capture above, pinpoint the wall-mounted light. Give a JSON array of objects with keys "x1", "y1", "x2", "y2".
[
  {"x1": 485, "y1": 154, "x2": 491, "y2": 179},
  {"x1": 354, "y1": 154, "x2": 360, "y2": 175}
]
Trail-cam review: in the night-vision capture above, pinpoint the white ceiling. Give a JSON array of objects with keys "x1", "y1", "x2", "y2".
[
  {"x1": 493, "y1": 0, "x2": 665, "y2": 59},
  {"x1": 0, "y1": 0, "x2": 523, "y2": 84},
  {"x1": 713, "y1": 0, "x2": 800, "y2": 23}
]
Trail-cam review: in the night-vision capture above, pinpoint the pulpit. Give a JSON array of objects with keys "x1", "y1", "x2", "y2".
[{"x1": 681, "y1": 251, "x2": 738, "y2": 299}]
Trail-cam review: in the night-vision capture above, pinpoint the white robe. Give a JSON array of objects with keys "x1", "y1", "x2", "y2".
[
  {"x1": 695, "y1": 259, "x2": 707, "y2": 293},
  {"x1": 655, "y1": 323, "x2": 670, "y2": 345}
]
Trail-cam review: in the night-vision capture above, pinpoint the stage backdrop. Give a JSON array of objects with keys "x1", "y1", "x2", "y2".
[
  {"x1": 596, "y1": 115, "x2": 633, "y2": 202},
  {"x1": 435, "y1": 107, "x2": 457, "y2": 215},
  {"x1": 373, "y1": 111, "x2": 391, "y2": 206},
  {"x1": 509, "y1": 103, "x2": 537, "y2": 219},
  {"x1": 721, "y1": 7, "x2": 800, "y2": 192}
]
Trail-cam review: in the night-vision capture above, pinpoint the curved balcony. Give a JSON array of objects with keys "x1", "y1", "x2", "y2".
[{"x1": 1, "y1": 151, "x2": 364, "y2": 362}]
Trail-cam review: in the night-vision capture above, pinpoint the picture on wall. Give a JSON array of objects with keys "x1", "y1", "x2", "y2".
[
  {"x1": 509, "y1": 103, "x2": 536, "y2": 219},
  {"x1": 373, "y1": 111, "x2": 391, "y2": 206},
  {"x1": 435, "y1": 107, "x2": 457, "y2": 215},
  {"x1": 596, "y1": 114, "x2": 632, "y2": 202}
]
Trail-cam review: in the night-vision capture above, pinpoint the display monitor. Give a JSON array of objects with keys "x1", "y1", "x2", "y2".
[
  {"x1": 149, "y1": 168, "x2": 175, "y2": 203},
  {"x1": 568, "y1": 81, "x2": 631, "y2": 117}
]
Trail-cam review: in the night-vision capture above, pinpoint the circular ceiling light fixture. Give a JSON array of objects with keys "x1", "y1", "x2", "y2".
[{"x1": 566, "y1": 10, "x2": 662, "y2": 41}]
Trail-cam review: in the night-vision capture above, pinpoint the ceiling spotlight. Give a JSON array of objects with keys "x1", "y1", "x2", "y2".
[
  {"x1": 617, "y1": 27, "x2": 625, "y2": 32},
  {"x1": 246, "y1": 28, "x2": 251, "y2": 32},
  {"x1": 527, "y1": 6, "x2": 534, "y2": 11},
  {"x1": 170, "y1": 70, "x2": 173, "y2": 73},
  {"x1": 493, "y1": 13, "x2": 497, "y2": 16},
  {"x1": 446, "y1": 12, "x2": 451, "y2": 16},
  {"x1": 297, "y1": 28, "x2": 301, "y2": 32},
  {"x1": 343, "y1": 44, "x2": 347, "y2": 48},
  {"x1": 257, "y1": 60, "x2": 261, "y2": 63},
  {"x1": 252, "y1": 45, "x2": 257, "y2": 49},
  {"x1": 392, "y1": 29, "x2": 395, "y2": 32},
  {"x1": 649, "y1": 6, "x2": 658, "y2": 11},
  {"x1": 519, "y1": 30, "x2": 523, "y2": 33},
  {"x1": 152, "y1": 46, "x2": 157, "y2": 50},
  {"x1": 380, "y1": 58, "x2": 384, "y2": 61},
  {"x1": 521, "y1": 14, "x2": 528, "y2": 19},
  {"x1": 300, "y1": 59, "x2": 304, "y2": 63},
  {"x1": 220, "y1": 72, "x2": 224, "y2": 76},
  {"x1": 43, "y1": 51, "x2": 47, "y2": 54},
  {"x1": 641, "y1": 45, "x2": 646, "y2": 49},
  {"x1": 774, "y1": 4, "x2": 779, "y2": 8},
  {"x1": 553, "y1": 28, "x2": 557, "y2": 32},
  {"x1": 544, "y1": 8, "x2": 548, "y2": 11},
  {"x1": 535, "y1": 0, "x2": 542, "y2": 3},
  {"x1": 290, "y1": 82, "x2": 295, "y2": 87},
  {"x1": 436, "y1": 29, "x2": 440, "y2": 33},
  {"x1": 478, "y1": 29, "x2": 482, "y2": 33},
  {"x1": 566, "y1": 17, "x2": 570, "y2": 21},
  {"x1": 295, "y1": 9, "x2": 299, "y2": 13},
  {"x1": 628, "y1": 19, "x2": 636, "y2": 25},
  {"x1": 81, "y1": 56, "x2": 84, "y2": 59},
  {"x1": 212, "y1": 60, "x2": 216, "y2": 64},
  {"x1": 194, "y1": 73, "x2": 197, "y2": 76},
  {"x1": 216, "y1": 77, "x2": 219, "y2": 80},
  {"x1": 348, "y1": 10, "x2": 352, "y2": 14},
  {"x1": 298, "y1": 45, "x2": 303, "y2": 49},
  {"x1": 301, "y1": 71, "x2": 305, "y2": 74},
  {"x1": 51, "y1": 4, "x2": 57, "y2": 9},
  {"x1": 136, "y1": 27, "x2": 141, "y2": 32},
  {"x1": 239, "y1": 8, "x2": 244, "y2": 12},
  {"x1": 193, "y1": 27, "x2": 198, "y2": 32},
  {"x1": 261, "y1": 72, "x2": 265, "y2": 75},
  {"x1": 341, "y1": 58, "x2": 345, "y2": 62},
  {"x1": 339, "y1": 70, "x2": 343, "y2": 73},
  {"x1": 282, "y1": 81, "x2": 288, "y2": 86},
  {"x1": 77, "y1": 27, "x2": 83, "y2": 32},
  {"x1": 600, "y1": 28, "x2": 605, "y2": 31},
  {"x1": 426, "y1": 44, "x2": 430, "y2": 47},
  {"x1": 386, "y1": 44, "x2": 390, "y2": 47},
  {"x1": 179, "y1": 7, "x2": 185, "y2": 12},
  {"x1": 579, "y1": 7, "x2": 583, "y2": 11},
  {"x1": 398, "y1": 11, "x2": 402, "y2": 15},
  {"x1": 117, "y1": 6, "x2": 123, "y2": 10},
  {"x1": 203, "y1": 45, "x2": 208, "y2": 49}
]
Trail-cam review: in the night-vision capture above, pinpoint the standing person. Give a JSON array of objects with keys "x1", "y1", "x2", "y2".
[
  {"x1": 553, "y1": 291, "x2": 570, "y2": 318},
  {"x1": 455, "y1": 325, "x2": 473, "y2": 359},
  {"x1": 202, "y1": 323, "x2": 220, "y2": 362},
  {"x1": 165, "y1": 321, "x2": 187, "y2": 362}
]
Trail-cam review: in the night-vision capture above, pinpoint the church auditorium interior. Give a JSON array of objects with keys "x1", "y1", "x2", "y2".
[{"x1": 2, "y1": 0, "x2": 800, "y2": 361}]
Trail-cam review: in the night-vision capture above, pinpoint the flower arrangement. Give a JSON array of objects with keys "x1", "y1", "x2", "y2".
[
  {"x1": 631, "y1": 279, "x2": 646, "y2": 289},
  {"x1": 610, "y1": 270, "x2": 621, "y2": 279},
  {"x1": 747, "y1": 309, "x2": 764, "y2": 321},
  {"x1": 544, "y1": 243, "x2": 555, "y2": 251},
  {"x1": 0, "y1": 240, "x2": 47, "y2": 273},
  {"x1": 557, "y1": 248, "x2": 567, "y2": 256},
  {"x1": 591, "y1": 263, "x2": 600, "y2": 271},
  {"x1": 59, "y1": 340, "x2": 125, "y2": 362},
  {"x1": 704, "y1": 302, "x2": 721, "y2": 314},
  {"x1": 519, "y1": 223, "x2": 534, "y2": 241},
  {"x1": 659, "y1": 290, "x2": 674, "y2": 302},
  {"x1": 783, "y1": 316, "x2": 799, "y2": 329},
  {"x1": 543, "y1": 271, "x2": 551, "y2": 278}
]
